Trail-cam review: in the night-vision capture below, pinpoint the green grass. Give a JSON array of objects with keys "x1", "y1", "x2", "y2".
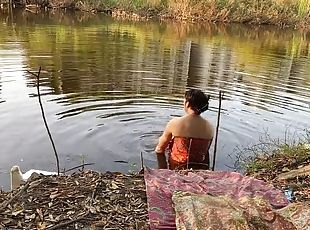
[
  {"x1": 229, "y1": 130, "x2": 310, "y2": 203},
  {"x1": 40, "y1": 0, "x2": 310, "y2": 27},
  {"x1": 298, "y1": 0, "x2": 310, "y2": 16},
  {"x1": 230, "y1": 130, "x2": 310, "y2": 178},
  {"x1": 245, "y1": 142, "x2": 310, "y2": 174}
]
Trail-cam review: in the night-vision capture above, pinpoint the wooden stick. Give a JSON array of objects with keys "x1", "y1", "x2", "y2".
[
  {"x1": 63, "y1": 163, "x2": 95, "y2": 173},
  {"x1": 139, "y1": 152, "x2": 144, "y2": 174},
  {"x1": 212, "y1": 91, "x2": 224, "y2": 171},
  {"x1": 140, "y1": 152, "x2": 144, "y2": 169},
  {"x1": 27, "y1": 67, "x2": 60, "y2": 175}
]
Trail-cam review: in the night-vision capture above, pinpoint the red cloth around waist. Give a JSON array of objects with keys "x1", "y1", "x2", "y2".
[{"x1": 168, "y1": 136, "x2": 210, "y2": 168}]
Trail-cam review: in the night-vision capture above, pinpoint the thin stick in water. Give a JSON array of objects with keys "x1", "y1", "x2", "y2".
[
  {"x1": 139, "y1": 151, "x2": 144, "y2": 174},
  {"x1": 212, "y1": 91, "x2": 224, "y2": 171},
  {"x1": 64, "y1": 163, "x2": 95, "y2": 173},
  {"x1": 27, "y1": 67, "x2": 60, "y2": 175}
]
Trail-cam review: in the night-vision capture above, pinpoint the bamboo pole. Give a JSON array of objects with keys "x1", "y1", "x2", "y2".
[{"x1": 211, "y1": 90, "x2": 224, "y2": 171}]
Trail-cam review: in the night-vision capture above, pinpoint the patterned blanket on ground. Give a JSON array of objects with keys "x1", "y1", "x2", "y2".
[
  {"x1": 144, "y1": 168, "x2": 289, "y2": 230},
  {"x1": 173, "y1": 192, "x2": 309, "y2": 230},
  {"x1": 277, "y1": 202, "x2": 310, "y2": 229}
]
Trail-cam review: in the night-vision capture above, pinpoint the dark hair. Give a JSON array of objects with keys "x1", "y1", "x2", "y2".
[{"x1": 185, "y1": 89, "x2": 210, "y2": 115}]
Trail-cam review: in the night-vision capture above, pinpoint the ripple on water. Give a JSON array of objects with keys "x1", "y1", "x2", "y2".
[{"x1": 0, "y1": 12, "x2": 310, "y2": 189}]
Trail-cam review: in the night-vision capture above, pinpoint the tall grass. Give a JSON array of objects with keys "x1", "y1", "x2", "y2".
[
  {"x1": 23, "y1": 0, "x2": 310, "y2": 27},
  {"x1": 298, "y1": 0, "x2": 310, "y2": 16},
  {"x1": 116, "y1": 0, "x2": 310, "y2": 23},
  {"x1": 229, "y1": 129, "x2": 310, "y2": 175}
]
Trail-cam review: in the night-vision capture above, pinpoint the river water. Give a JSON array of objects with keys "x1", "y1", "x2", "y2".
[{"x1": 0, "y1": 10, "x2": 309, "y2": 190}]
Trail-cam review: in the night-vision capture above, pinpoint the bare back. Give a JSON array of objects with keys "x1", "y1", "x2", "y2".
[
  {"x1": 155, "y1": 114, "x2": 214, "y2": 155},
  {"x1": 170, "y1": 114, "x2": 213, "y2": 140}
]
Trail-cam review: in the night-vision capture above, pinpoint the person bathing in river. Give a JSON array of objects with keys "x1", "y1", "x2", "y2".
[{"x1": 155, "y1": 89, "x2": 214, "y2": 170}]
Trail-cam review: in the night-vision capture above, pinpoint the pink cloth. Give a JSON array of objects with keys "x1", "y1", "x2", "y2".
[{"x1": 144, "y1": 168, "x2": 289, "y2": 230}]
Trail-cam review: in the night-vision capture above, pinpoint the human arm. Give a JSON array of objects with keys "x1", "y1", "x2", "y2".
[{"x1": 155, "y1": 120, "x2": 174, "y2": 169}]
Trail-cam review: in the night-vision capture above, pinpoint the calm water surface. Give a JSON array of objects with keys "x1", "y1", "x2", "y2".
[{"x1": 0, "y1": 10, "x2": 309, "y2": 189}]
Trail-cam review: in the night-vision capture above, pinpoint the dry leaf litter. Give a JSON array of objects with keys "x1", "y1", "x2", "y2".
[{"x1": 0, "y1": 170, "x2": 148, "y2": 229}]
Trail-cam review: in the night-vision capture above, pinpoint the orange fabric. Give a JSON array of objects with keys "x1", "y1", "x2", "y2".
[{"x1": 168, "y1": 137, "x2": 210, "y2": 169}]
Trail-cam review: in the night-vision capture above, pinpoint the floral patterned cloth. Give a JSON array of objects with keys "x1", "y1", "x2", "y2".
[
  {"x1": 277, "y1": 202, "x2": 310, "y2": 229},
  {"x1": 172, "y1": 192, "x2": 297, "y2": 230},
  {"x1": 144, "y1": 168, "x2": 289, "y2": 230}
]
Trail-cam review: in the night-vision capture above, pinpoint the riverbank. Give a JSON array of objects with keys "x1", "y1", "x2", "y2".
[
  {"x1": 244, "y1": 139, "x2": 310, "y2": 202},
  {"x1": 2, "y1": 0, "x2": 310, "y2": 29},
  {"x1": 0, "y1": 171, "x2": 148, "y2": 229},
  {"x1": 1, "y1": 136, "x2": 309, "y2": 228},
  {"x1": 1, "y1": 154, "x2": 309, "y2": 229}
]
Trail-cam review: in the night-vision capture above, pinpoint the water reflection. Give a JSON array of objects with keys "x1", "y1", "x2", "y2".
[
  {"x1": 0, "y1": 9, "x2": 309, "y2": 189},
  {"x1": 0, "y1": 69, "x2": 2, "y2": 103}
]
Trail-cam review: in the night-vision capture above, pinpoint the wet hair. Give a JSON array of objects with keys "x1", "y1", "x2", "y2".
[{"x1": 185, "y1": 89, "x2": 210, "y2": 115}]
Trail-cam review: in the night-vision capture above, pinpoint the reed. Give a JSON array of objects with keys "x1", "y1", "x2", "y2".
[
  {"x1": 230, "y1": 129, "x2": 310, "y2": 173},
  {"x1": 111, "y1": 0, "x2": 309, "y2": 22},
  {"x1": 298, "y1": 0, "x2": 310, "y2": 16},
  {"x1": 20, "y1": 0, "x2": 310, "y2": 27}
]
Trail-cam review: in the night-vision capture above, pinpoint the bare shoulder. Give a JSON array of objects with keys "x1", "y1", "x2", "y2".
[
  {"x1": 204, "y1": 118, "x2": 214, "y2": 137},
  {"x1": 168, "y1": 117, "x2": 181, "y2": 126},
  {"x1": 166, "y1": 117, "x2": 180, "y2": 129},
  {"x1": 204, "y1": 118, "x2": 213, "y2": 128}
]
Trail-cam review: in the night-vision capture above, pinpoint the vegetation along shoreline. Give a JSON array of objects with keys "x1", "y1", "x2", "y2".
[
  {"x1": 1, "y1": 0, "x2": 310, "y2": 29},
  {"x1": 234, "y1": 130, "x2": 310, "y2": 203}
]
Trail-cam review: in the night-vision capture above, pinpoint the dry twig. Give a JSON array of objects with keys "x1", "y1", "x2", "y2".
[
  {"x1": 0, "y1": 170, "x2": 148, "y2": 229},
  {"x1": 27, "y1": 67, "x2": 60, "y2": 175}
]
